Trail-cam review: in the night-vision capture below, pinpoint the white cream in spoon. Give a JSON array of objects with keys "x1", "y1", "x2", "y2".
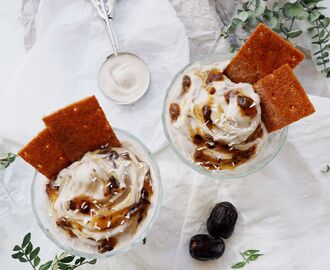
[{"x1": 98, "y1": 53, "x2": 150, "y2": 104}]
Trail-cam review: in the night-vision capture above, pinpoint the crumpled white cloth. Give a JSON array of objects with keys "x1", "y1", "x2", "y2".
[
  {"x1": 1, "y1": 0, "x2": 330, "y2": 270},
  {"x1": 0, "y1": 0, "x2": 189, "y2": 153},
  {"x1": 2, "y1": 95, "x2": 330, "y2": 270}
]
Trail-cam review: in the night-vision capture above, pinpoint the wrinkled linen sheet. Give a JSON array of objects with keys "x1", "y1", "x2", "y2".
[{"x1": 1, "y1": 0, "x2": 330, "y2": 269}]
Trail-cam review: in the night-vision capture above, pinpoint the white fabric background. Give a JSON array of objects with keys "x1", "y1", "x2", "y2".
[
  {"x1": 1, "y1": 0, "x2": 330, "y2": 269},
  {"x1": 0, "y1": 0, "x2": 189, "y2": 152}
]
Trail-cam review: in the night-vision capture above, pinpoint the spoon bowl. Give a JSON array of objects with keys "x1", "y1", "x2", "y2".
[{"x1": 98, "y1": 52, "x2": 151, "y2": 104}]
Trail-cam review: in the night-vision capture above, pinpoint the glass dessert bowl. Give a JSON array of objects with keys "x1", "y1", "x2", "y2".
[
  {"x1": 162, "y1": 53, "x2": 287, "y2": 179},
  {"x1": 31, "y1": 128, "x2": 162, "y2": 258}
]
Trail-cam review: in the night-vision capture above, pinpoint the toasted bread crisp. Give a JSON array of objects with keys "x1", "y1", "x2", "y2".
[
  {"x1": 253, "y1": 64, "x2": 315, "y2": 132},
  {"x1": 18, "y1": 129, "x2": 71, "y2": 179},
  {"x1": 43, "y1": 96, "x2": 121, "y2": 162},
  {"x1": 224, "y1": 23, "x2": 304, "y2": 84}
]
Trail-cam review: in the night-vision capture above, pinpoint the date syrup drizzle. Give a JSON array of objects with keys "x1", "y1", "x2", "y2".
[
  {"x1": 169, "y1": 68, "x2": 263, "y2": 171},
  {"x1": 46, "y1": 148, "x2": 153, "y2": 253}
]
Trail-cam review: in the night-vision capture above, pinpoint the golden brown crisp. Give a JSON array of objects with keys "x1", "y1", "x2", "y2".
[
  {"x1": 253, "y1": 64, "x2": 315, "y2": 132},
  {"x1": 224, "y1": 23, "x2": 304, "y2": 84},
  {"x1": 18, "y1": 128, "x2": 71, "y2": 179},
  {"x1": 43, "y1": 96, "x2": 121, "y2": 161}
]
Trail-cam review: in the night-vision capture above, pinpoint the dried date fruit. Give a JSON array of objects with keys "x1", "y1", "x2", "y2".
[
  {"x1": 207, "y1": 202, "x2": 238, "y2": 239},
  {"x1": 189, "y1": 234, "x2": 225, "y2": 261}
]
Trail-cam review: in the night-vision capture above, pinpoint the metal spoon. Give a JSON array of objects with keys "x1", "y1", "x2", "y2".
[{"x1": 91, "y1": 0, "x2": 151, "y2": 104}]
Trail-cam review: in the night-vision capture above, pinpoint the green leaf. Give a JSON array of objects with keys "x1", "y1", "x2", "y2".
[
  {"x1": 59, "y1": 255, "x2": 74, "y2": 263},
  {"x1": 25, "y1": 242, "x2": 33, "y2": 255},
  {"x1": 314, "y1": 39, "x2": 329, "y2": 45},
  {"x1": 22, "y1": 233, "x2": 31, "y2": 248},
  {"x1": 231, "y1": 262, "x2": 246, "y2": 269},
  {"x1": 317, "y1": 59, "x2": 330, "y2": 65},
  {"x1": 18, "y1": 257, "x2": 28, "y2": 263},
  {"x1": 29, "y1": 247, "x2": 40, "y2": 261},
  {"x1": 312, "y1": 29, "x2": 325, "y2": 39},
  {"x1": 307, "y1": 26, "x2": 318, "y2": 32},
  {"x1": 0, "y1": 153, "x2": 16, "y2": 171},
  {"x1": 39, "y1": 261, "x2": 53, "y2": 270},
  {"x1": 88, "y1": 259, "x2": 97, "y2": 265},
  {"x1": 13, "y1": 245, "x2": 21, "y2": 251},
  {"x1": 326, "y1": 70, "x2": 330, "y2": 77},
  {"x1": 242, "y1": 1, "x2": 249, "y2": 10},
  {"x1": 34, "y1": 257, "x2": 41, "y2": 267},
  {"x1": 52, "y1": 256, "x2": 59, "y2": 270},
  {"x1": 243, "y1": 249, "x2": 260, "y2": 256},
  {"x1": 273, "y1": 2, "x2": 280, "y2": 13},
  {"x1": 238, "y1": 11, "x2": 249, "y2": 22},
  {"x1": 323, "y1": 44, "x2": 330, "y2": 51},
  {"x1": 255, "y1": 5, "x2": 265, "y2": 17},
  {"x1": 75, "y1": 257, "x2": 85, "y2": 265},
  {"x1": 309, "y1": 10, "x2": 321, "y2": 22},
  {"x1": 247, "y1": 253, "x2": 263, "y2": 261},
  {"x1": 12, "y1": 252, "x2": 24, "y2": 259},
  {"x1": 227, "y1": 18, "x2": 243, "y2": 34},
  {"x1": 287, "y1": 29, "x2": 303, "y2": 38},
  {"x1": 248, "y1": 15, "x2": 259, "y2": 27},
  {"x1": 282, "y1": 3, "x2": 308, "y2": 19},
  {"x1": 57, "y1": 262, "x2": 70, "y2": 270},
  {"x1": 320, "y1": 17, "x2": 330, "y2": 28},
  {"x1": 270, "y1": 14, "x2": 279, "y2": 28},
  {"x1": 280, "y1": 23, "x2": 289, "y2": 35},
  {"x1": 321, "y1": 164, "x2": 330, "y2": 173}
]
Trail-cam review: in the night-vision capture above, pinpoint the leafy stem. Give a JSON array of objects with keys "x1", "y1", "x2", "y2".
[
  {"x1": 231, "y1": 249, "x2": 263, "y2": 269},
  {"x1": 221, "y1": 0, "x2": 330, "y2": 77},
  {"x1": 12, "y1": 233, "x2": 97, "y2": 270},
  {"x1": 0, "y1": 152, "x2": 16, "y2": 172},
  {"x1": 286, "y1": 17, "x2": 296, "y2": 39},
  {"x1": 239, "y1": 251, "x2": 250, "y2": 264}
]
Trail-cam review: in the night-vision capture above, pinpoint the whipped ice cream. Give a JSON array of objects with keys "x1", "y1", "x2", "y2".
[
  {"x1": 167, "y1": 61, "x2": 267, "y2": 170},
  {"x1": 46, "y1": 143, "x2": 154, "y2": 253}
]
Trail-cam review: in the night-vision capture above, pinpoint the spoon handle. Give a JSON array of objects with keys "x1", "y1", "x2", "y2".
[{"x1": 100, "y1": 0, "x2": 120, "y2": 55}]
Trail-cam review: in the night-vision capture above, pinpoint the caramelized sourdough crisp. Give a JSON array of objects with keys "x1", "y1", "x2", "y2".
[
  {"x1": 253, "y1": 64, "x2": 315, "y2": 132},
  {"x1": 18, "y1": 129, "x2": 71, "y2": 179},
  {"x1": 224, "y1": 23, "x2": 304, "y2": 84},
  {"x1": 43, "y1": 96, "x2": 121, "y2": 162}
]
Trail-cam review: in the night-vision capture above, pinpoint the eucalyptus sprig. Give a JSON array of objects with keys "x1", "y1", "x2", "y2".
[
  {"x1": 12, "y1": 233, "x2": 97, "y2": 270},
  {"x1": 321, "y1": 164, "x2": 330, "y2": 173},
  {"x1": 231, "y1": 249, "x2": 263, "y2": 269},
  {"x1": 221, "y1": 0, "x2": 330, "y2": 77},
  {"x1": 0, "y1": 152, "x2": 16, "y2": 172}
]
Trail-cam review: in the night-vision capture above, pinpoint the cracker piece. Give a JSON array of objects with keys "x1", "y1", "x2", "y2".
[
  {"x1": 224, "y1": 23, "x2": 304, "y2": 84},
  {"x1": 43, "y1": 96, "x2": 121, "y2": 161},
  {"x1": 253, "y1": 64, "x2": 315, "y2": 132},
  {"x1": 18, "y1": 128, "x2": 71, "y2": 179}
]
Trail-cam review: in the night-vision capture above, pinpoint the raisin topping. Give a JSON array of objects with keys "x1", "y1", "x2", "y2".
[
  {"x1": 182, "y1": 75, "x2": 192, "y2": 93},
  {"x1": 206, "y1": 69, "x2": 224, "y2": 85},
  {"x1": 237, "y1": 95, "x2": 257, "y2": 117},
  {"x1": 169, "y1": 103, "x2": 180, "y2": 121}
]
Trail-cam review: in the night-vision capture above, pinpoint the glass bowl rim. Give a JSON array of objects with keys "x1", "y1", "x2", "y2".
[
  {"x1": 31, "y1": 128, "x2": 163, "y2": 259},
  {"x1": 162, "y1": 52, "x2": 288, "y2": 179}
]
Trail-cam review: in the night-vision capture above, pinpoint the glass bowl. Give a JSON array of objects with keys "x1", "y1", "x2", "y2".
[
  {"x1": 31, "y1": 128, "x2": 162, "y2": 258},
  {"x1": 162, "y1": 53, "x2": 288, "y2": 179}
]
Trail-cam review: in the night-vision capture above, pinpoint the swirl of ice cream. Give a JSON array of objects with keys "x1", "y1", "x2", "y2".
[
  {"x1": 168, "y1": 61, "x2": 267, "y2": 170},
  {"x1": 46, "y1": 144, "x2": 153, "y2": 253}
]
